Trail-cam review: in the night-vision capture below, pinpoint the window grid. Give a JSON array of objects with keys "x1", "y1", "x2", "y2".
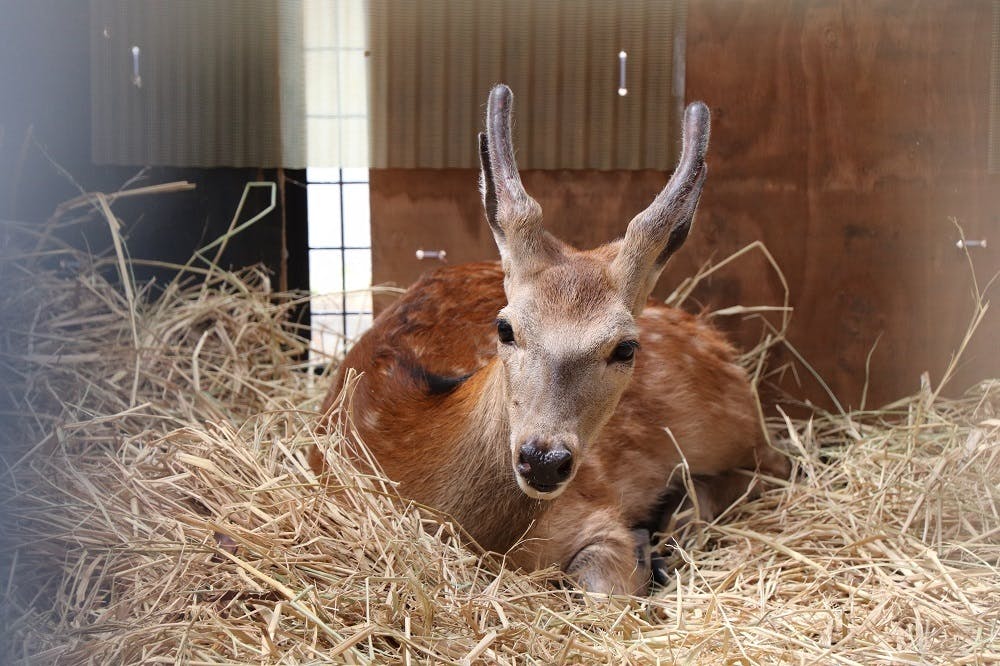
[
  {"x1": 307, "y1": 167, "x2": 372, "y2": 363},
  {"x1": 303, "y1": 0, "x2": 372, "y2": 363}
]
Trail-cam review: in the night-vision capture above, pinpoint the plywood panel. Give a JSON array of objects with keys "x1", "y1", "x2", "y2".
[
  {"x1": 370, "y1": 167, "x2": 790, "y2": 356},
  {"x1": 370, "y1": 168, "x2": 670, "y2": 292},
  {"x1": 371, "y1": 0, "x2": 1000, "y2": 410},
  {"x1": 685, "y1": 0, "x2": 1000, "y2": 409}
]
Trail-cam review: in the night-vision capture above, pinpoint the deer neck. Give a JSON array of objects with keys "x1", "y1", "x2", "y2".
[{"x1": 435, "y1": 358, "x2": 544, "y2": 553}]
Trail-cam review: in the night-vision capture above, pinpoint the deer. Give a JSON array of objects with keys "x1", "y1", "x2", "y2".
[{"x1": 310, "y1": 84, "x2": 789, "y2": 596}]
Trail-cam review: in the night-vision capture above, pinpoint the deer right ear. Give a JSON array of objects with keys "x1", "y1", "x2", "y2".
[{"x1": 477, "y1": 85, "x2": 551, "y2": 275}]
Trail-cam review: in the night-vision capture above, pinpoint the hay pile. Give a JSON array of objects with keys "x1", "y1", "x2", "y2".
[{"x1": 1, "y1": 206, "x2": 998, "y2": 664}]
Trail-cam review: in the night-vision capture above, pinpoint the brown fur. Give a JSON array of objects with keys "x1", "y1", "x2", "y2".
[
  {"x1": 512, "y1": 297, "x2": 788, "y2": 594},
  {"x1": 311, "y1": 86, "x2": 788, "y2": 595},
  {"x1": 311, "y1": 261, "x2": 788, "y2": 592}
]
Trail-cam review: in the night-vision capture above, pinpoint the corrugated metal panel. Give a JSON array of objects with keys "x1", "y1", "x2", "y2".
[
  {"x1": 90, "y1": 0, "x2": 305, "y2": 167},
  {"x1": 368, "y1": 0, "x2": 687, "y2": 170}
]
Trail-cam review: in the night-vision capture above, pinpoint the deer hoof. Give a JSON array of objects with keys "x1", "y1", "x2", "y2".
[{"x1": 630, "y1": 528, "x2": 652, "y2": 596}]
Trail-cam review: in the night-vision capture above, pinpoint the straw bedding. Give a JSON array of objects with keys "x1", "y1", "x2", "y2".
[{"x1": 1, "y1": 206, "x2": 997, "y2": 665}]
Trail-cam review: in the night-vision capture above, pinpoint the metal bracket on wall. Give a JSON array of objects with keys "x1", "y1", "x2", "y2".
[
  {"x1": 130, "y1": 45, "x2": 142, "y2": 88},
  {"x1": 415, "y1": 249, "x2": 447, "y2": 262},
  {"x1": 618, "y1": 50, "x2": 628, "y2": 96}
]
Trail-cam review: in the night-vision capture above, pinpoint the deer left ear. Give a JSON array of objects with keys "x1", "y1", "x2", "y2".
[{"x1": 611, "y1": 102, "x2": 711, "y2": 315}]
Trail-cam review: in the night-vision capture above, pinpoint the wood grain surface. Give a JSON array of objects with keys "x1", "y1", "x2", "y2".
[{"x1": 370, "y1": 0, "x2": 1000, "y2": 411}]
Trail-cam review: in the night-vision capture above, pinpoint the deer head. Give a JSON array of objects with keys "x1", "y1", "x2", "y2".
[{"x1": 478, "y1": 84, "x2": 711, "y2": 500}]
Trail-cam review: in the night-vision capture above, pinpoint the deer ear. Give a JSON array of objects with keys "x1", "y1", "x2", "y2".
[
  {"x1": 478, "y1": 85, "x2": 551, "y2": 274},
  {"x1": 611, "y1": 102, "x2": 711, "y2": 314}
]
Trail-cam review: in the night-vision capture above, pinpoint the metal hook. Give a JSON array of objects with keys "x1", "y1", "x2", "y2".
[
  {"x1": 131, "y1": 45, "x2": 142, "y2": 88},
  {"x1": 618, "y1": 51, "x2": 628, "y2": 97},
  {"x1": 415, "y1": 249, "x2": 447, "y2": 262}
]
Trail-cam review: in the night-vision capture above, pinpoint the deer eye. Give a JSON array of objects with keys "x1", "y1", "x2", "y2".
[
  {"x1": 610, "y1": 340, "x2": 638, "y2": 364},
  {"x1": 496, "y1": 318, "x2": 515, "y2": 345}
]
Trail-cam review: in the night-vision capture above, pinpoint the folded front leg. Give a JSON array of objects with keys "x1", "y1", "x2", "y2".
[
  {"x1": 513, "y1": 492, "x2": 651, "y2": 596},
  {"x1": 567, "y1": 526, "x2": 653, "y2": 596}
]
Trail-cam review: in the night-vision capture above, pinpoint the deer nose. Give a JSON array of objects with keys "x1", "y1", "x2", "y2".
[{"x1": 516, "y1": 439, "x2": 574, "y2": 491}]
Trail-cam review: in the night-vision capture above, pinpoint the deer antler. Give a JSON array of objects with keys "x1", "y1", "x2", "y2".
[
  {"x1": 479, "y1": 85, "x2": 549, "y2": 273},
  {"x1": 611, "y1": 101, "x2": 711, "y2": 314}
]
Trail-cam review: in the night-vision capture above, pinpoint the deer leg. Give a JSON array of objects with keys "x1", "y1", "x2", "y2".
[
  {"x1": 648, "y1": 468, "x2": 776, "y2": 584},
  {"x1": 564, "y1": 526, "x2": 652, "y2": 596},
  {"x1": 631, "y1": 528, "x2": 653, "y2": 588},
  {"x1": 515, "y1": 496, "x2": 651, "y2": 596},
  {"x1": 660, "y1": 471, "x2": 756, "y2": 532},
  {"x1": 645, "y1": 471, "x2": 748, "y2": 585},
  {"x1": 657, "y1": 439, "x2": 790, "y2": 537}
]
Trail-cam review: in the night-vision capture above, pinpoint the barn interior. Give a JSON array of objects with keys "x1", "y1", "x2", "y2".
[{"x1": 1, "y1": 1, "x2": 997, "y2": 663}]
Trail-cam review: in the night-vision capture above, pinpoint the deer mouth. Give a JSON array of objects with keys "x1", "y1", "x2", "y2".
[{"x1": 514, "y1": 473, "x2": 568, "y2": 500}]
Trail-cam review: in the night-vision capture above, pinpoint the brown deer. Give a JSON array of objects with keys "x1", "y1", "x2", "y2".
[{"x1": 311, "y1": 85, "x2": 788, "y2": 595}]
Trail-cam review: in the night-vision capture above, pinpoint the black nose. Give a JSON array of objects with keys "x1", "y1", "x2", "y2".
[{"x1": 516, "y1": 439, "x2": 574, "y2": 490}]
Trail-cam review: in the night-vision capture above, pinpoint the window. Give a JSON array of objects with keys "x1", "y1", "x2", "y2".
[
  {"x1": 303, "y1": 0, "x2": 369, "y2": 168},
  {"x1": 307, "y1": 167, "x2": 372, "y2": 363},
  {"x1": 303, "y1": 0, "x2": 372, "y2": 365}
]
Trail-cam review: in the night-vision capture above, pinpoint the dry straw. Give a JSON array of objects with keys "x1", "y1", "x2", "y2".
[{"x1": 0, "y1": 187, "x2": 997, "y2": 664}]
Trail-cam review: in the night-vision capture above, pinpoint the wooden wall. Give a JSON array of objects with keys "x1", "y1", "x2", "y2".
[
  {"x1": 370, "y1": 0, "x2": 1000, "y2": 411},
  {"x1": 685, "y1": 0, "x2": 1000, "y2": 408}
]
